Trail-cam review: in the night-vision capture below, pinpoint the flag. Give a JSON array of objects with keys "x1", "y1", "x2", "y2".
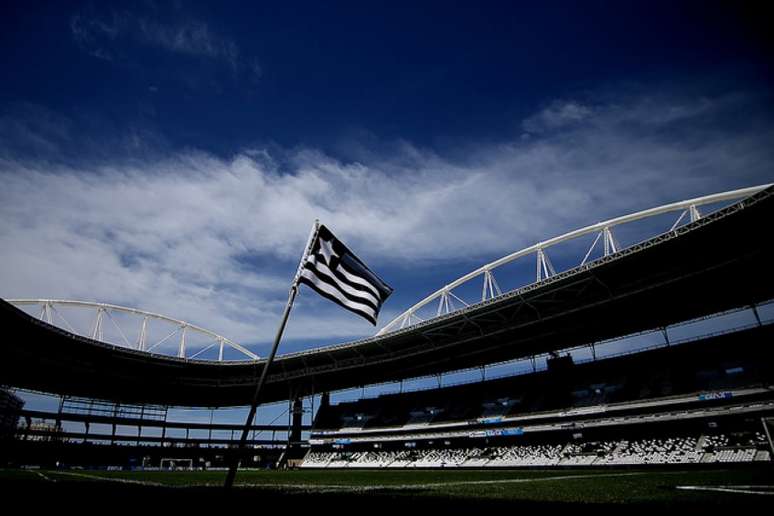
[{"x1": 298, "y1": 224, "x2": 393, "y2": 325}]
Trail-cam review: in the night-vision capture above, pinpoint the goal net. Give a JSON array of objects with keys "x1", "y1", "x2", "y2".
[{"x1": 160, "y1": 458, "x2": 193, "y2": 470}]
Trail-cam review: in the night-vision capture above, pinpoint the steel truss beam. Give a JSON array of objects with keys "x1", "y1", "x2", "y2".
[
  {"x1": 7, "y1": 299, "x2": 258, "y2": 361},
  {"x1": 378, "y1": 184, "x2": 771, "y2": 335}
]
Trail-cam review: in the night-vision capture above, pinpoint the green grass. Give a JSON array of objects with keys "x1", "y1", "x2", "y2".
[
  {"x1": 4, "y1": 467, "x2": 772, "y2": 506},
  {"x1": 62, "y1": 467, "x2": 612, "y2": 486}
]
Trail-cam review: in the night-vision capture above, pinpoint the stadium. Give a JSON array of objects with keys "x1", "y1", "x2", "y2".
[
  {"x1": 2, "y1": 2, "x2": 774, "y2": 510},
  {"x1": 2, "y1": 184, "x2": 773, "y2": 509}
]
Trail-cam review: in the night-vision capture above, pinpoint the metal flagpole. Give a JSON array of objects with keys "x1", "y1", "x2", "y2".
[{"x1": 224, "y1": 220, "x2": 320, "y2": 490}]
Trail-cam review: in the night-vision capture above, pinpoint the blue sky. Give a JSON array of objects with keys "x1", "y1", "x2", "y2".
[
  {"x1": 2, "y1": 1, "x2": 772, "y2": 156},
  {"x1": 1, "y1": 2, "x2": 774, "y2": 425}
]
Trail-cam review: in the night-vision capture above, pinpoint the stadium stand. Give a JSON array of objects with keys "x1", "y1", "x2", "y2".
[
  {"x1": 302, "y1": 432, "x2": 770, "y2": 468},
  {"x1": 301, "y1": 324, "x2": 774, "y2": 468},
  {"x1": 310, "y1": 325, "x2": 773, "y2": 436}
]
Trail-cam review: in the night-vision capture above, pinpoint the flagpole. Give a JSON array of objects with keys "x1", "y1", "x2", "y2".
[{"x1": 224, "y1": 219, "x2": 320, "y2": 490}]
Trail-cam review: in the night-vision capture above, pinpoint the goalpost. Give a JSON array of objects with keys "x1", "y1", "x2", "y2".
[{"x1": 160, "y1": 458, "x2": 194, "y2": 470}]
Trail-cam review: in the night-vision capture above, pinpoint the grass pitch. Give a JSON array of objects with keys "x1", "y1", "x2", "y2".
[{"x1": 2, "y1": 467, "x2": 772, "y2": 511}]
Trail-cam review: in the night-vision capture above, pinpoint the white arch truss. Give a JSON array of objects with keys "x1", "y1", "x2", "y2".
[
  {"x1": 377, "y1": 184, "x2": 772, "y2": 336},
  {"x1": 7, "y1": 299, "x2": 259, "y2": 361}
]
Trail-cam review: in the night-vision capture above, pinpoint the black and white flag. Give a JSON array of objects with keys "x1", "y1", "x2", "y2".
[{"x1": 298, "y1": 224, "x2": 393, "y2": 325}]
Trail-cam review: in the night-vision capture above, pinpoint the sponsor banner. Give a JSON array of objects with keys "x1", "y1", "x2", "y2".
[
  {"x1": 698, "y1": 391, "x2": 733, "y2": 401},
  {"x1": 469, "y1": 427, "x2": 524, "y2": 438},
  {"x1": 478, "y1": 416, "x2": 504, "y2": 425}
]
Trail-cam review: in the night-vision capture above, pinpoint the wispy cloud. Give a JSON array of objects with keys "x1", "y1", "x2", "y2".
[
  {"x1": 0, "y1": 90, "x2": 772, "y2": 353},
  {"x1": 70, "y1": 15, "x2": 119, "y2": 61},
  {"x1": 70, "y1": 10, "x2": 260, "y2": 81},
  {"x1": 522, "y1": 100, "x2": 594, "y2": 133},
  {"x1": 135, "y1": 18, "x2": 239, "y2": 67}
]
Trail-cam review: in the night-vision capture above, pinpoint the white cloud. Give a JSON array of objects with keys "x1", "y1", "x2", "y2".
[
  {"x1": 1, "y1": 91, "x2": 772, "y2": 354},
  {"x1": 522, "y1": 100, "x2": 593, "y2": 133}
]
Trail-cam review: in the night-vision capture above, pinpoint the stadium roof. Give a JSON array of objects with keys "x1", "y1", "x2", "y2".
[{"x1": 2, "y1": 186, "x2": 773, "y2": 406}]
